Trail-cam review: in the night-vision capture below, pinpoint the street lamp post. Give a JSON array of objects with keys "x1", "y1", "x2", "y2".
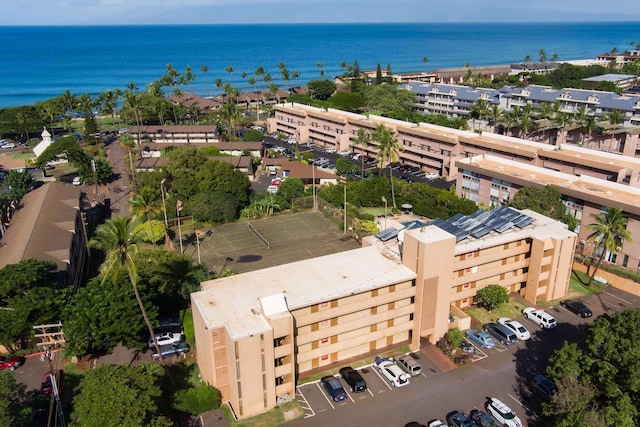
[
  {"x1": 312, "y1": 159, "x2": 317, "y2": 212},
  {"x1": 160, "y1": 179, "x2": 168, "y2": 229},
  {"x1": 343, "y1": 183, "x2": 347, "y2": 235},
  {"x1": 382, "y1": 196, "x2": 387, "y2": 230},
  {"x1": 176, "y1": 200, "x2": 183, "y2": 253}
]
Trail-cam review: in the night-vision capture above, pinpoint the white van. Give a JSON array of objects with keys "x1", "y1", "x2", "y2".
[{"x1": 522, "y1": 308, "x2": 557, "y2": 329}]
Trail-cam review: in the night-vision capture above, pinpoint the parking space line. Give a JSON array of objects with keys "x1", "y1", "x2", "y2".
[
  {"x1": 373, "y1": 367, "x2": 393, "y2": 390},
  {"x1": 507, "y1": 393, "x2": 539, "y2": 421},
  {"x1": 345, "y1": 389, "x2": 355, "y2": 403},
  {"x1": 604, "y1": 290, "x2": 632, "y2": 305},
  {"x1": 295, "y1": 388, "x2": 315, "y2": 418},
  {"x1": 316, "y1": 382, "x2": 335, "y2": 409}
]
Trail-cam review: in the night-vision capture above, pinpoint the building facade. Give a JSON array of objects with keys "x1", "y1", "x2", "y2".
[
  {"x1": 456, "y1": 154, "x2": 640, "y2": 271},
  {"x1": 191, "y1": 209, "x2": 574, "y2": 419}
]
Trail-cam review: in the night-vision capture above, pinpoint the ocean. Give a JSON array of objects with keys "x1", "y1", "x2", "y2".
[{"x1": 0, "y1": 22, "x2": 639, "y2": 109}]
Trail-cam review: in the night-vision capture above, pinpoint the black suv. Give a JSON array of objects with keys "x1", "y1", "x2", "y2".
[{"x1": 339, "y1": 366, "x2": 367, "y2": 393}]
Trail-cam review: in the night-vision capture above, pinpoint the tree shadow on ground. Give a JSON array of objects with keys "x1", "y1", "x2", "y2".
[{"x1": 512, "y1": 319, "x2": 587, "y2": 427}]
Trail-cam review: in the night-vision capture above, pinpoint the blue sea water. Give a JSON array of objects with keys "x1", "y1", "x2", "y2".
[{"x1": 0, "y1": 22, "x2": 639, "y2": 108}]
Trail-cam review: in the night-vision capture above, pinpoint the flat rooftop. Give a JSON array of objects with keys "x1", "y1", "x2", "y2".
[
  {"x1": 192, "y1": 245, "x2": 416, "y2": 339},
  {"x1": 457, "y1": 154, "x2": 640, "y2": 216}
]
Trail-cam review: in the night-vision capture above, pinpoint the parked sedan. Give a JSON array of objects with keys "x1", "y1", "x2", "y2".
[
  {"x1": 321, "y1": 375, "x2": 347, "y2": 402},
  {"x1": 151, "y1": 343, "x2": 191, "y2": 360},
  {"x1": 0, "y1": 355, "x2": 25, "y2": 371},
  {"x1": 560, "y1": 300, "x2": 593, "y2": 318},
  {"x1": 465, "y1": 329, "x2": 495, "y2": 349},
  {"x1": 497, "y1": 317, "x2": 531, "y2": 340}
]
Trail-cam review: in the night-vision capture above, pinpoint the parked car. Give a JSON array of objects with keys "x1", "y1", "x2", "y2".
[
  {"x1": 483, "y1": 322, "x2": 518, "y2": 346},
  {"x1": 446, "y1": 411, "x2": 475, "y2": 427},
  {"x1": 339, "y1": 366, "x2": 367, "y2": 393},
  {"x1": 394, "y1": 353, "x2": 422, "y2": 377},
  {"x1": 485, "y1": 397, "x2": 522, "y2": 427},
  {"x1": 497, "y1": 318, "x2": 531, "y2": 341},
  {"x1": 267, "y1": 185, "x2": 278, "y2": 194},
  {"x1": 531, "y1": 374, "x2": 556, "y2": 401},
  {"x1": 315, "y1": 157, "x2": 330, "y2": 166},
  {"x1": 0, "y1": 355, "x2": 25, "y2": 371},
  {"x1": 151, "y1": 343, "x2": 191, "y2": 360},
  {"x1": 522, "y1": 307, "x2": 557, "y2": 329},
  {"x1": 1, "y1": 142, "x2": 16, "y2": 149},
  {"x1": 425, "y1": 172, "x2": 439, "y2": 179},
  {"x1": 27, "y1": 180, "x2": 44, "y2": 192},
  {"x1": 339, "y1": 149, "x2": 352, "y2": 156},
  {"x1": 325, "y1": 147, "x2": 337, "y2": 154},
  {"x1": 427, "y1": 421, "x2": 447, "y2": 427},
  {"x1": 41, "y1": 372, "x2": 54, "y2": 395},
  {"x1": 465, "y1": 329, "x2": 495, "y2": 349},
  {"x1": 374, "y1": 356, "x2": 410, "y2": 387},
  {"x1": 470, "y1": 409, "x2": 497, "y2": 427},
  {"x1": 72, "y1": 176, "x2": 82, "y2": 186},
  {"x1": 560, "y1": 300, "x2": 593, "y2": 318},
  {"x1": 320, "y1": 375, "x2": 347, "y2": 402},
  {"x1": 148, "y1": 331, "x2": 184, "y2": 348}
]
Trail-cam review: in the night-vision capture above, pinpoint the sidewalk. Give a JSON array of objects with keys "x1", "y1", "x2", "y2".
[{"x1": 420, "y1": 341, "x2": 457, "y2": 373}]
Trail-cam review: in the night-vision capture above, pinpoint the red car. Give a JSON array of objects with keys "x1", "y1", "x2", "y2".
[
  {"x1": 41, "y1": 373, "x2": 53, "y2": 395},
  {"x1": 0, "y1": 355, "x2": 25, "y2": 371}
]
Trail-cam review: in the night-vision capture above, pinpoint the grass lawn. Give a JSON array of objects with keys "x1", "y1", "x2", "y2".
[
  {"x1": 466, "y1": 299, "x2": 528, "y2": 325},
  {"x1": 359, "y1": 207, "x2": 388, "y2": 217},
  {"x1": 180, "y1": 307, "x2": 195, "y2": 349},
  {"x1": 223, "y1": 401, "x2": 303, "y2": 427}
]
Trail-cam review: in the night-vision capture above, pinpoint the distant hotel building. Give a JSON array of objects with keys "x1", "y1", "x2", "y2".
[{"x1": 268, "y1": 103, "x2": 640, "y2": 272}]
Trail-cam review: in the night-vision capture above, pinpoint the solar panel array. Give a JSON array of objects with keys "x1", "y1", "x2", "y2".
[{"x1": 424, "y1": 206, "x2": 535, "y2": 243}]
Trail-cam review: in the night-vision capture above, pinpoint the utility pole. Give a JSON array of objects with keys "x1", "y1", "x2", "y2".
[
  {"x1": 176, "y1": 200, "x2": 183, "y2": 253},
  {"x1": 343, "y1": 183, "x2": 347, "y2": 235},
  {"x1": 33, "y1": 323, "x2": 66, "y2": 427}
]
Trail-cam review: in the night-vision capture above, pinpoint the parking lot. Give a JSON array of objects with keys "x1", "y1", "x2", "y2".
[
  {"x1": 261, "y1": 136, "x2": 452, "y2": 189},
  {"x1": 287, "y1": 286, "x2": 640, "y2": 427},
  {"x1": 296, "y1": 354, "x2": 432, "y2": 420}
]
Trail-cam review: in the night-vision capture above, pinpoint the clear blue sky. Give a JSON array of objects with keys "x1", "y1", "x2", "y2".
[{"x1": 2, "y1": 0, "x2": 640, "y2": 26}]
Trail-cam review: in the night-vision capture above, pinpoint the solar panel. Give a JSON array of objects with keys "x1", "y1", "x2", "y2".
[
  {"x1": 514, "y1": 216, "x2": 535, "y2": 228},
  {"x1": 376, "y1": 228, "x2": 399, "y2": 241},
  {"x1": 495, "y1": 221, "x2": 515, "y2": 233},
  {"x1": 472, "y1": 227, "x2": 492, "y2": 238}
]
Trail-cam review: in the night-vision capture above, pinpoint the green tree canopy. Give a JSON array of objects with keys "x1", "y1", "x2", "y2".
[
  {"x1": 307, "y1": 79, "x2": 337, "y2": 101},
  {"x1": 0, "y1": 259, "x2": 62, "y2": 351},
  {"x1": 509, "y1": 185, "x2": 577, "y2": 231},
  {"x1": 243, "y1": 128, "x2": 264, "y2": 142},
  {"x1": 0, "y1": 371, "x2": 32, "y2": 427},
  {"x1": 328, "y1": 91, "x2": 364, "y2": 112},
  {"x1": 474, "y1": 284, "x2": 509, "y2": 311},
  {"x1": 545, "y1": 309, "x2": 640, "y2": 426},
  {"x1": 72, "y1": 364, "x2": 172, "y2": 427},
  {"x1": 363, "y1": 84, "x2": 416, "y2": 117}
]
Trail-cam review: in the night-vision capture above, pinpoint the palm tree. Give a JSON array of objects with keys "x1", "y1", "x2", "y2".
[
  {"x1": 585, "y1": 208, "x2": 631, "y2": 286},
  {"x1": 225, "y1": 65, "x2": 234, "y2": 88},
  {"x1": 130, "y1": 187, "x2": 163, "y2": 250},
  {"x1": 91, "y1": 216, "x2": 166, "y2": 365},
  {"x1": 523, "y1": 55, "x2": 532, "y2": 62},
  {"x1": 553, "y1": 112, "x2": 573, "y2": 145},
  {"x1": 200, "y1": 65, "x2": 209, "y2": 96},
  {"x1": 352, "y1": 128, "x2": 370, "y2": 177},
  {"x1": 422, "y1": 56, "x2": 429, "y2": 70},
  {"x1": 373, "y1": 124, "x2": 403, "y2": 208},
  {"x1": 120, "y1": 133, "x2": 136, "y2": 181},
  {"x1": 469, "y1": 99, "x2": 490, "y2": 131},
  {"x1": 488, "y1": 105, "x2": 504, "y2": 132},
  {"x1": 538, "y1": 48, "x2": 547, "y2": 62},
  {"x1": 605, "y1": 109, "x2": 624, "y2": 152},
  {"x1": 316, "y1": 62, "x2": 324, "y2": 78}
]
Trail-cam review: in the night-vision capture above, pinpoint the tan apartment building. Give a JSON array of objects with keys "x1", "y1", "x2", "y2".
[
  {"x1": 269, "y1": 103, "x2": 640, "y2": 185},
  {"x1": 191, "y1": 208, "x2": 575, "y2": 419},
  {"x1": 457, "y1": 154, "x2": 640, "y2": 271}
]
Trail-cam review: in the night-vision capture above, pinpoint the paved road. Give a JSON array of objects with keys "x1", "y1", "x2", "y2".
[
  {"x1": 104, "y1": 137, "x2": 131, "y2": 218},
  {"x1": 287, "y1": 287, "x2": 640, "y2": 427}
]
